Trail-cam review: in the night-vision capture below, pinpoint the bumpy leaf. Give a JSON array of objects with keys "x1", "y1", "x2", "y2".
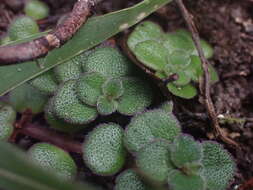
[
  {"x1": 0, "y1": 102, "x2": 16, "y2": 141},
  {"x1": 8, "y1": 16, "x2": 39, "y2": 41},
  {"x1": 167, "y1": 83, "x2": 197, "y2": 99},
  {"x1": 136, "y1": 140, "x2": 173, "y2": 184},
  {"x1": 24, "y1": 0, "x2": 49, "y2": 20},
  {"x1": 117, "y1": 77, "x2": 152, "y2": 116},
  {"x1": 127, "y1": 21, "x2": 164, "y2": 51},
  {"x1": 97, "y1": 96, "x2": 118, "y2": 115},
  {"x1": 44, "y1": 98, "x2": 85, "y2": 133},
  {"x1": 76, "y1": 72, "x2": 106, "y2": 106},
  {"x1": 83, "y1": 47, "x2": 133, "y2": 78},
  {"x1": 53, "y1": 80, "x2": 98, "y2": 125},
  {"x1": 30, "y1": 70, "x2": 58, "y2": 95},
  {"x1": 54, "y1": 54, "x2": 84, "y2": 83},
  {"x1": 115, "y1": 169, "x2": 150, "y2": 190},
  {"x1": 102, "y1": 78, "x2": 124, "y2": 99},
  {"x1": 124, "y1": 109, "x2": 181, "y2": 152},
  {"x1": 170, "y1": 135, "x2": 202, "y2": 170},
  {"x1": 134, "y1": 40, "x2": 168, "y2": 71},
  {"x1": 28, "y1": 143, "x2": 77, "y2": 180},
  {"x1": 201, "y1": 142, "x2": 236, "y2": 190},
  {"x1": 168, "y1": 170, "x2": 205, "y2": 190},
  {"x1": 83, "y1": 123, "x2": 126, "y2": 176},
  {"x1": 9, "y1": 83, "x2": 48, "y2": 114},
  {"x1": 158, "y1": 101, "x2": 173, "y2": 113}
]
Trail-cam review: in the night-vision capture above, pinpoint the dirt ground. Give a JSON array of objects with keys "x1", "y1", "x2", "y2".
[{"x1": 0, "y1": 0, "x2": 253, "y2": 189}]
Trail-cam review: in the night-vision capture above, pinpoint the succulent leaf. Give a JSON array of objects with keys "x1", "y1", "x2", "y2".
[
  {"x1": 170, "y1": 135, "x2": 202, "y2": 170},
  {"x1": 167, "y1": 83, "x2": 197, "y2": 99},
  {"x1": 9, "y1": 16, "x2": 39, "y2": 40},
  {"x1": 134, "y1": 40, "x2": 168, "y2": 71},
  {"x1": 201, "y1": 141, "x2": 236, "y2": 190},
  {"x1": 9, "y1": 83, "x2": 48, "y2": 114},
  {"x1": 0, "y1": 102, "x2": 16, "y2": 141},
  {"x1": 166, "y1": 50, "x2": 191, "y2": 72},
  {"x1": 124, "y1": 109, "x2": 181, "y2": 153},
  {"x1": 30, "y1": 70, "x2": 58, "y2": 95},
  {"x1": 168, "y1": 170, "x2": 205, "y2": 190},
  {"x1": 115, "y1": 169, "x2": 150, "y2": 190},
  {"x1": 24, "y1": 0, "x2": 49, "y2": 20},
  {"x1": 83, "y1": 47, "x2": 133, "y2": 78},
  {"x1": 83, "y1": 123, "x2": 126, "y2": 176},
  {"x1": 76, "y1": 72, "x2": 106, "y2": 106},
  {"x1": 28, "y1": 143, "x2": 77, "y2": 180},
  {"x1": 127, "y1": 21, "x2": 164, "y2": 51},
  {"x1": 136, "y1": 140, "x2": 173, "y2": 184},
  {"x1": 102, "y1": 78, "x2": 124, "y2": 99},
  {"x1": 117, "y1": 77, "x2": 152, "y2": 116},
  {"x1": 97, "y1": 95, "x2": 118, "y2": 115},
  {"x1": 53, "y1": 80, "x2": 97, "y2": 125}
]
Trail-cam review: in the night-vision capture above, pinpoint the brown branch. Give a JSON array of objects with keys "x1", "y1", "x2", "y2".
[
  {"x1": 18, "y1": 123, "x2": 83, "y2": 153},
  {"x1": 239, "y1": 177, "x2": 253, "y2": 190},
  {"x1": 0, "y1": 0, "x2": 94, "y2": 65},
  {"x1": 175, "y1": 0, "x2": 238, "y2": 146}
]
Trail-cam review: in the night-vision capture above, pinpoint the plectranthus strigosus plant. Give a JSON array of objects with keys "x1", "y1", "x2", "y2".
[{"x1": 127, "y1": 21, "x2": 219, "y2": 99}]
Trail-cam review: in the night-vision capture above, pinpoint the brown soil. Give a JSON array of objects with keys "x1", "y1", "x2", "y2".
[{"x1": 1, "y1": 0, "x2": 253, "y2": 189}]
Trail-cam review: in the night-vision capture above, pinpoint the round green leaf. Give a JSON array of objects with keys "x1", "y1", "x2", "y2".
[
  {"x1": 28, "y1": 143, "x2": 77, "y2": 180},
  {"x1": 9, "y1": 16, "x2": 39, "y2": 41},
  {"x1": 166, "y1": 50, "x2": 191, "y2": 73},
  {"x1": 167, "y1": 83, "x2": 197, "y2": 99},
  {"x1": 115, "y1": 169, "x2": 150, "y2": 190},
  {"x1": 83, "y1": 47, "x2": 133, "y2": 78},
  {"x1": 168, "y1": 170, "x2": 205, "y2": 190},
  {"x1": 83, "y1": 123, "x2": 126, "y2": 176},
  {"x1": 30, "y1": 70, "x2": 58, "y2": 95},
  {"x1": 136, "y1": 140, "x2": 173, "y2": 184},
  {"x1": 53, "y1": 80, "x2": 98, "y2": 125},
  {"x1": 117, "y1": 77, "x2": 153, "y2": 116},
  {"x1": 24, "y1": 0, "x2": 49, "y2": 20},
  {"x1": 124, "y1": 109, "x2": 181, "y2": 153},
  {"x1": 102, "y1": 78, "x2": 124, "y2": 99},
  {"x1": 171, "y1": 135, "x2": 202, "y2": 170},
  {"x1": 9, "y1": 83, "x2": 48, "y2": 114},
  {"x1": 201, "y1": 141, "x2": 236, "y2": 190},
  {"x1": 97, "y1": 96, "x2": 118, "y2": 116},
  {"x1": 134, "y1": 40, "x2": 168, "y2": 71},
  {"x1": 76, "y1": 72, "x2": 106, "y2": 106},
  {"x1": 127, "y1": 21, "x2": 164, "y2": 51}
]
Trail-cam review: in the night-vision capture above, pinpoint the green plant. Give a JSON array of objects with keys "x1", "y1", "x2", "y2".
[
  {"x1": 127, "y1": 21, "x2": 218, "y2": 99},
  {"x1": 24, "y1": 0, "x2": 49, "y2": 20},
  {"x1": 135, "y1": 135, "x2": 235, "y2": 190},
  {"x1": 8, "y1": 16, "x2": 39, "y2": 41},
  {"x1": 115, "y1": 169, "x2": 150, "y2": 190},
  {"x1": 0, "y1": 102, "x2": 16, "y2": 141},
  {"x1": 83, "y1": 123, "x2": 126, "y2": 176},
  {"x1": 28, "y1": 143, "x2": 77, "y2": 180}
]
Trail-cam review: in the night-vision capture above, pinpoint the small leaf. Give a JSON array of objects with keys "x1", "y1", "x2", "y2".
[
  {"x1": 158, "y1": 101, "x2": 173, "y2": 113},
  {"x1": 83, "y1": 123, "x2": 126, "y2": 176},
  {"x1": 166, "y1": 50, "x2": 191, "y2": 72},
  {"x1": 136, "y1": 140, "x2": 173, "y2": 184},
  {"x1": 115, "y1": 169, "x2": 150, "y2": 190},
  {"x1": 193, "y1": 39, "x2": 214, "y2": 59},
  {"x1": 172, "y1": 71, "x2": 191, "y2": 86},
  {"x1": 24, "y1": 0, "x2": 49, "y2": 20},
  {"x1": 30, "y1": 70, "x2": 58, "y2": 95},
  {"x1": 28, "y1": 143, "x2": 77, "y2": 180},
  {"x1": 53, "y1": 80, "x2": 98, "y2": 125},
  {"x1": 170, "y1": 135, "x2": 202, "y2": 170},
  {"x1": 168, "y1": 170, "x2": 205, "y2": 190},
  {"x1": 97, "y1": 96, "x2": 118, "y2": 116},
  {"x1": 117, "y1": 77, "x2": 153, "y2": 116},
  {"x1": 127, "y1": 21, "x2": 164, "y2": 51},
  {"x1": 134, "y1": 40, "x2": 168, "y2": 71},
  {"x1": 124, "y1": 109, "x2": 181, "y2": 153},
  {"x1": 76, "y1": 72, "x2": 106, "y2": 106},
  {"x1": 102, "y1": 78, "x2": 124, "y2": 99},
  {"x1": 167, "y1": 83, "x2": 197, "y2": 99},
  {"x1": 9, "y1": 83, "x2": 48, "y2": 114},
  {"x1": 201, "y1": 141, "x2": 236, "y2": 190}
]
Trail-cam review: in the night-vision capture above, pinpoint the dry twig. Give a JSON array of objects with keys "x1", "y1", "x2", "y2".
[
  {"x1": 175, "y1": 0, "x2": 238, "y2": 146},
  {"x1": 0, "y1": 0, "x2": 95, "y2": 65}
]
